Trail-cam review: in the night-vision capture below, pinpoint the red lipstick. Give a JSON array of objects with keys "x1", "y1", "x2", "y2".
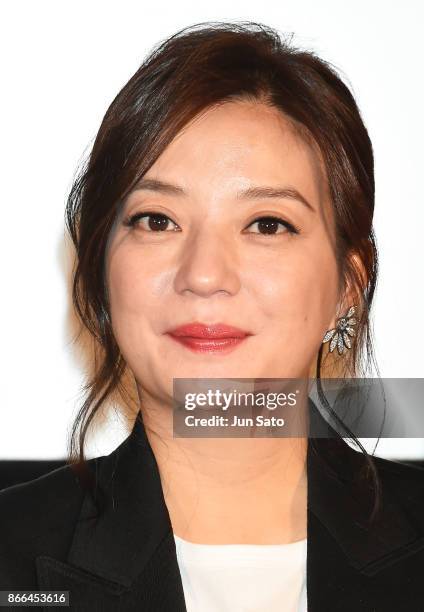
[{"x1": 166, "y1": 322, "x2": 252, "y2": 353}]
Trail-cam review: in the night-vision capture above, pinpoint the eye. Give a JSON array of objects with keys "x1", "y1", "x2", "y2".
[
  {"x1": 122, "y1": 211, "x2": 300, "y2": 236},
  {"x1": 123, "y1": 211, "x2": 179, "y2": 232},
  {"x1": 246, "y1": 216, "x2": 299, "y2": 236}
]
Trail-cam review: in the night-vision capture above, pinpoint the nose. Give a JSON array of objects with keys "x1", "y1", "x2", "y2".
[{"x1": 173, "y1": 227, "x2": 241, "y2": 298}]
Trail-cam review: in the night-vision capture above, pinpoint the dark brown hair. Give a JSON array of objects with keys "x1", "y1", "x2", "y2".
[{"x1": 66, "y1": 21, "x2": 381, "y2": 520}]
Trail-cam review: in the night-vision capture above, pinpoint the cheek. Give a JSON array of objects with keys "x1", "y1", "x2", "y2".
[
  {"x1": 248, "y1": 242, "x2": 339, "y2": 339},
  {"x1": 108, "y1": 260, "x2": 145, "y2": 317},
  {"x1": 107, "y1": 251, "x2": 161, "y2": 357}
]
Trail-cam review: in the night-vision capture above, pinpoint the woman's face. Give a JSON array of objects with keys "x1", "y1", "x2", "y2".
[{"x1": 106, "y1": 101, "x2": 341, "y2": 404}]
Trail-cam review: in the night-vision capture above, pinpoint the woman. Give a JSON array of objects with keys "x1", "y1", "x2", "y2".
[{"x1": 1, "y1": 21, "x2": 424, "y2": 612}]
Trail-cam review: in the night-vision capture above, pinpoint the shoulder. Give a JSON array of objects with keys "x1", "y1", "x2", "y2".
[
  {"x1": 314, "y1": 437, "x2": 424, "y2": 528},
  {"x1": 0, "y1": 458, "x2": 100, "y2": 587},
  {"x1": 356, "y1": 451, "x2": 424, "y2": 532},
  {"x1": 370, "y1": 452, "x2": 424, "y2": 484},
  {"x1": 371, "y1": 453, "x2": 424, "y2": 499},
  {"x1": 336, "y1": 436, "x2": 424, "y2": 491},
  {"x1": 0, "y1": 460, "x2": 86, "y2": 518}
]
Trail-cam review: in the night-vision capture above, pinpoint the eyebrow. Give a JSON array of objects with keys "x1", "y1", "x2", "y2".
[{"x1": 129, "y1": 178, "x2": 315, "y2": 212}]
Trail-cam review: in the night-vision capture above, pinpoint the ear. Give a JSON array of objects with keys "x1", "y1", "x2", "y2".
[{"x1": 328, "y1": 251, "x2": 367, "y2": 330}]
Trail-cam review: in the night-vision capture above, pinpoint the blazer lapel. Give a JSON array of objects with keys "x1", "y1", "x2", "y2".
[
  {"x1": 307, "y1": 402, "x2": 424, "y2": 610},
  {"x1": 36, "y1": 400, "x2": 424, "y2": 611},
  {"x1": 36, "y1": 410, "x2": 187, "y2": 611}
]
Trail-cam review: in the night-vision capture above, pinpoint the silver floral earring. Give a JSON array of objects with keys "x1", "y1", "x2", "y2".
[{"x1": 322, "y1": 305, "x2": 357, "y2": 355}]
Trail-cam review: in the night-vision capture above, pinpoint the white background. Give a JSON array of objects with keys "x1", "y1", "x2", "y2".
[{"x1": 0, "y1": 1, "x2": 423, "y2": 459}]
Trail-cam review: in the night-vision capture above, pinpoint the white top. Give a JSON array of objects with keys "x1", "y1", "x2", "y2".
[{"x1": 174, "y1": 533, "x2": 307, "y2": 612}]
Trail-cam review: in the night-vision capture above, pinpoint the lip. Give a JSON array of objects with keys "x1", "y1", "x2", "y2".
[
  {"x1": 166, "y1": 322, "x2": 252, "y2": 353},
  {"x1": 168, "y1": 322, "x2": 251, "y2": 338}
]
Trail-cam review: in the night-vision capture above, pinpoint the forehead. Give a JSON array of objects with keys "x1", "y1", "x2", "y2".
[{"x1": 143, "y1": 100, "x2": 331, "y2": 214}]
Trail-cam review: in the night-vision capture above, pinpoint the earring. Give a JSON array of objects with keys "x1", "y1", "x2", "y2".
[{"x1": 322, "y1": 305, "x2": 357, "y2": 355}]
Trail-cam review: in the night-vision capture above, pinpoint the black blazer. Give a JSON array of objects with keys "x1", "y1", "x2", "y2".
[{"x1": 1, "y1": 401, "x2": 424, "y2": 611}]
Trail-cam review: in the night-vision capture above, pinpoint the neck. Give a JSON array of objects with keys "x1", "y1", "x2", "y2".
[{"x1": 138, "y1": 397, "x2": 308, "y2": 545}]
